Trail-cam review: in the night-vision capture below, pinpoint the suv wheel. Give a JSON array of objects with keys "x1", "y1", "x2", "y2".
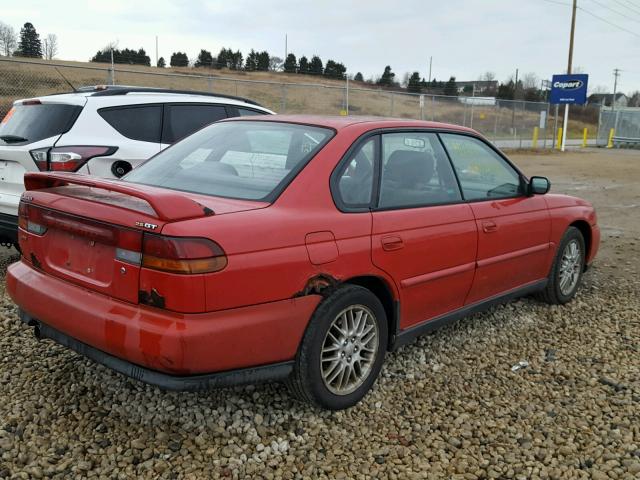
[{"x1": 287, "y1": 285, "x2": 387, "y2": 410}]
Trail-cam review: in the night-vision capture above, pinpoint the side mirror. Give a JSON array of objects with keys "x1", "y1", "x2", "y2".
[{"x1": 528, "y1": 176, "x2": 551, "y2": 195}]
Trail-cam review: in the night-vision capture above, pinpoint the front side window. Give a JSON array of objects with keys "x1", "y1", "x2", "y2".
[
  {"x1": 440, "y1": 134, "x2": 522, "y2": 200},
  {"x1": 378, "y1": 132, "x2": 462, "y2": 209},
  {"x1": 162, "y1": 104, "x2": 227, "y2": 143},
  {"x1": 336, "y1": 137, "x2": 376, "y2": 208},
  {"x1": 125, "y1": 121, "x2": 333, "y2": 201},
  {"x1": 99, "y1": 105, "x2": 162, "y2": 143}
]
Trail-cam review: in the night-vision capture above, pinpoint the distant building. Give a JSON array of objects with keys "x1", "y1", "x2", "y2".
[
  {"x1": 588, "y1": 93, "x2": 628, "y2": 108},
  {"x1": 455, "y1": 80, "x2": 499, "y2": 95}
]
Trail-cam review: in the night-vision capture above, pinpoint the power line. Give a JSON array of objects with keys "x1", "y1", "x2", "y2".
[
  {"x1": 537, "y1": 0, "x2": 640, "y2": 38},
  {"x1": 612, "y1": 0, "x2": 640, "y2": 16},
  {"x1": 584, "y1": 0, "x2": 640, "y2": 22},
  {"x1": 618, "y1": 0, "x2": 640, "y2": 12}
]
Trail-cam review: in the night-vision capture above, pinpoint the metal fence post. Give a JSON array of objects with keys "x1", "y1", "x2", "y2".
[
  {"x1": 280, "y1": 84, "x2": 287, "y2": 113},
  {"x1": 207, "y1": 76, "x2": 213, "y2": 92},
  {"x1": 431, "y1": 96, "x2": 435, "y2": 121},
  {"x1": 390, "y1": 92, "x2": 395, "y2": 117}
]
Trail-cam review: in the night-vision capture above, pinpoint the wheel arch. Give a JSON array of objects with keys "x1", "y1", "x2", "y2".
[
  {"x1": 344, "y1": 275, "x2": 399, "y2": 351},
  {"x1": 569, "y1": 219, "x2": 592, "y2": 266}
]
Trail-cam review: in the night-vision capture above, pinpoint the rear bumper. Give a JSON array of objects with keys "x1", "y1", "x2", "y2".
[
  {"x1": 7, "y1": 260, "x2": 320, "y2": 381},
  {"x1": 0, "y1": 212, "x2": 18, "y2": 244},
  {"x1": 19, "y1": 310, "x2": 293, "y2": 391}
]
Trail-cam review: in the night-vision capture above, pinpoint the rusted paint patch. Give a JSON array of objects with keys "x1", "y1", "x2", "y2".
[{"x1": 294, "y1": 273, "x2": 340, "y2": 298}]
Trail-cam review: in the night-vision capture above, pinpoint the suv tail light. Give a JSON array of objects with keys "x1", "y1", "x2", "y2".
[
  {"x1": 29, "y1": 146, "x2": 118, "y2": 172},
  {"x1": 142, "y1": 234, "x2": 227, "y2": 274}
]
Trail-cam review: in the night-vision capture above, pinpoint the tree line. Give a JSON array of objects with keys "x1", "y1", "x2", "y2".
[{"x1": 0, "y1": 21, "x2": 58, "y2": 59}]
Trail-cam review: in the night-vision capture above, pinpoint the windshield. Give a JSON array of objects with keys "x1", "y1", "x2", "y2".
[
  {"x1": 0, "y1": 103, "x2": 82, "y2": 145},
  {"x1": 125, "y1": 121, "x2": 334, "y2": 201}
]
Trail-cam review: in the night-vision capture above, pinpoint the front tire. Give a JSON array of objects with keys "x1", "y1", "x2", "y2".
[
  {"x1": 538, "y1": 226, "x2": 586, "y2": 304},
  {"x1": 287, "y1": 285, "x2": 387, "y2": 410}
]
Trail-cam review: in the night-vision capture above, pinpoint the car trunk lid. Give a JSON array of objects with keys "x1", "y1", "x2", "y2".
[{"x1": 20, "y1": 172, "x2": 266, "y2": 307}]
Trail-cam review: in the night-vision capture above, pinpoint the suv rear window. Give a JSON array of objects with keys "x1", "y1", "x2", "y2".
[
  {"x1": 162, "y1": 104, "x2": 227, "y2": 144},
  {"x1": 125, "y1": 121, "x2": 333, "y2": 201},
  {"x1": 0, "y1": 103, "x2": 82, "y2": 145},
  {"x1": 99, "y1": 105, "x2": 162, "y2": 143}
]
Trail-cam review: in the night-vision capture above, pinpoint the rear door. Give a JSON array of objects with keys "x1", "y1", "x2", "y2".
[
  {"x1": 370, "y1": 131, "x2": 478, "y2": 329},
  {"x1": 0, "y1": 100, "x2": 84, "y2": 215},
  {"x1": 440, "y1": 133, "x2": 551, "y2": 303}
]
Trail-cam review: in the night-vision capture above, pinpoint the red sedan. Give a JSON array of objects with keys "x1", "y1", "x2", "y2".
[{"x1": 7, "y1": 116, "x2": 599, "y2": 409}]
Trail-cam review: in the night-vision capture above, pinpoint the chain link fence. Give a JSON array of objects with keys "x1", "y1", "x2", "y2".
[
  {"x1": 1, "y1": 57, "x2": 601, "y2": 149},
  {"x1": 598, "y1": 108, "x2": 640, "y2": 148}
]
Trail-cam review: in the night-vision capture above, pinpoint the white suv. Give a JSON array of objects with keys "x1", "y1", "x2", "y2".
[{"x1": 0, "y1": 86, "x2": 273, "y2": 247}]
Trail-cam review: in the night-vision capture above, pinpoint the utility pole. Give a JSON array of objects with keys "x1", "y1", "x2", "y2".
[
  {"x1": 612, "y1": 68, "x2": 620, "y2": 111},
  {"x1": 110, "y1": 47, "x2": 115, "y2": 85},
  {"x1": 511, "y1": 68, "x2": 519, "y2": 135},
  {"x1": 285, "y1": 34, "x2": 288, "y2": 63},
  {"x1": 155, "y1": 36, "x2": 158, "y2": 67},
  {"x1": 428, "y1": 56, "x2": 432, "y2": 92},
  {"x1": 561, "y1": 0, "x2": 577, "y2": 152}
]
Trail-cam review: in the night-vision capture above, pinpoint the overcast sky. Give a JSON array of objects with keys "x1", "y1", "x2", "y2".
[{"x1": 4, "y1": 0, "x2": 640, "y2": 93}]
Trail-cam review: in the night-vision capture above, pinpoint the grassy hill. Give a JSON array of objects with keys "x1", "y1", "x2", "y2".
[{"x1": 0, "y1": 57, "x2": 597, "y2": 140}]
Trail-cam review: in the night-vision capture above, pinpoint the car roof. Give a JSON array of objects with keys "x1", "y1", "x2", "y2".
[
  {"x1": 223, "y1": 114, "x2": 477, "y2": 134},
  {"x1": 16, "y1": 86, "x2": 272, "y2": 111}
]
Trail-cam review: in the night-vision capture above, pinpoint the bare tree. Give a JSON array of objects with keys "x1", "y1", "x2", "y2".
[
  {"x1": 522, "y1": 72, "x2": 539, "y2": 91},
  {"x1": 479, "y1": 71, "x2": 496, "y2": 82},
  {"x1": 42, "y1": 33, "x2": 58, "y2": 60},
  {"x1": 268, "y1": 56, "x2": 283, "y2": 71},
  {"x1": 0, "y1": 22, "x2": 17, "y2": 56}
]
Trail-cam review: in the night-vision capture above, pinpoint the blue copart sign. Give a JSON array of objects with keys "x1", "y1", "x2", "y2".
[{"x1": 550, "y1": 74, "x2": 589, "y2": 105}]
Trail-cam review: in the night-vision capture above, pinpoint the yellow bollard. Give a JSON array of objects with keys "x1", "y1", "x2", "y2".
[
  {"x1": 582, "y1": 128, "x2": 588, "y2": 148},
  {"x1": 556, "y1": 127, "x2": 563, "y2": 150},
  {"x1": 532, "y1": 127, "x2": 539, "y2": 149},
  {"x1": 607, "y1": 128, "x2": 615, "y2": 148}
]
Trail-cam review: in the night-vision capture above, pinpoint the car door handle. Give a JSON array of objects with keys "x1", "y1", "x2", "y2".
[
  {"x1": 482, "y1": 221, "x2": 498, "y2": 233},
  {"x1": 381, "y1": 236, "x2": 404, "y2": 251}
]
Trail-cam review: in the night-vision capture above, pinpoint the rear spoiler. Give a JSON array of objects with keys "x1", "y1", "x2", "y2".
[{"x1": 24, "y1": 172, "x2": 214, "y2": 222}]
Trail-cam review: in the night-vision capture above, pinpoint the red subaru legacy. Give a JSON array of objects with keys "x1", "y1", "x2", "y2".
[{"x1": 7, "y1": 116, "x2": 599, "y2": 409}]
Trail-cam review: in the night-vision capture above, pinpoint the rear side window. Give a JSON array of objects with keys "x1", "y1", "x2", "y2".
[
  {"x1": 99, "y1": 105, "x2": 162, "y2": 143},
  {"x1": 0, "y1": 103, "x2": 82, "y2": 145},
  {"x1": 237, "y1": 108, "x2": 264, "y2": 117},
  {"x1": 162, "y1": 104, "x2": 227, "y2": 143}
]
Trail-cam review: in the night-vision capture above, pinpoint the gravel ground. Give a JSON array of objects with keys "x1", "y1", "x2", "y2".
[{"x1": 0, "y1": 149, "x2": 639, "y2": 479}]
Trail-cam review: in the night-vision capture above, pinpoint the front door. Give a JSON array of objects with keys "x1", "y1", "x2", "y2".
[
  {"x1": 370, "y1": 132, "x2": 478, "y2": 329},
  {"x1": 439, "y1": 133, "x2": 551, "y2": 304}
]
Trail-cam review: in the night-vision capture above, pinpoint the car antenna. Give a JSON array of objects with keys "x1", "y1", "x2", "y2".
[{"x1": 55, "y1": 67, "x2": 78, "y2": 92}]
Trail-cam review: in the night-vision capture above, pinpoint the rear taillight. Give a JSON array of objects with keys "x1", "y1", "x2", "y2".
[
  {"x1": 18, "y1": 201, "x2": 47, "y2": 236},
  {"x1": 142, "y1": 234, "x2": 227, "y2": 274},
  {"x1": 29, "y1": 146, "x2": 118, "y2": 172}
]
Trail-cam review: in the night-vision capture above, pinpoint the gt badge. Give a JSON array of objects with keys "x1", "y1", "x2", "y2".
[{"x1": 135, "y1": 221, "x2": 158, "y2": 230}]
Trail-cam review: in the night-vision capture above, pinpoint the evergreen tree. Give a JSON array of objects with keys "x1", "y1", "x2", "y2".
[
  {"x1": 169, "y1": 52, "x2": 189, "y2": 67},
  {"x1": 157, "y1": 57, "x2": 166, "y2": 68},
  {"x1": 230, "y1": 50, "x2": 243, "y2": 70},
  {"x1": 215, "y1": 48, "x2": 229, "y2": 69},
  {"x1": 354, "y1": 72, "x2": 364, "y2": 82},
  {"x1": 497, "y1": 80, "x2": 515, "y2": 100},
  {"x1": 256, "y1": 51, "x2": 270, "y2": 71},
  {"x1": 407, "y1": 71, "x2": 422, "y2": 93},
  {"x1": 195, "y1": 49, "x2": 213, "y2": 68},
  {"x1": 14, "y1": 22, "x2": 42, "y2": 58},
  {"x1": 444, "y1": 76, "x2": 458, "y2": 96},
  {"x1": 298, "y1": 56, "x2": 309, "y2": 74},
  {"x1": 309, "y1": 55, "x2": 323, "y2": 75},
  {"x1": 323, "y1": 60, "x2": 346, "y2": 79},
  {"x1": 377, "y1": 66, "x2": 395, "y2": 87},
  {"x1": 245, "y1": 49, "x2": 258, "y2": 71},
  {"x1": 283, "y1": 53, "x2": 297, "y2": 73}
]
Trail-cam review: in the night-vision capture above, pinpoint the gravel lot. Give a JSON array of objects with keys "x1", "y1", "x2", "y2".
[{"x1": 0, "y1": 149, "x2": 638, "y2": 479}]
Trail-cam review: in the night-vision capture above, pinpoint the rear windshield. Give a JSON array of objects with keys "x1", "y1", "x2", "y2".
[
  {"x1": 124, "y1": 121, "x2": 334, "y2": 201},
  {"x1": 0, "y1": 103, "x2": 82, "y2": 145}
]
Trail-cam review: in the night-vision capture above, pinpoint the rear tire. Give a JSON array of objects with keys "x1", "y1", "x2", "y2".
[
  {"x1": 538, "y1": 226, "x2": 585, "y2": 305},
  {"x1": 287, "y1": 285, "x2": 387, "y2": 410}
]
